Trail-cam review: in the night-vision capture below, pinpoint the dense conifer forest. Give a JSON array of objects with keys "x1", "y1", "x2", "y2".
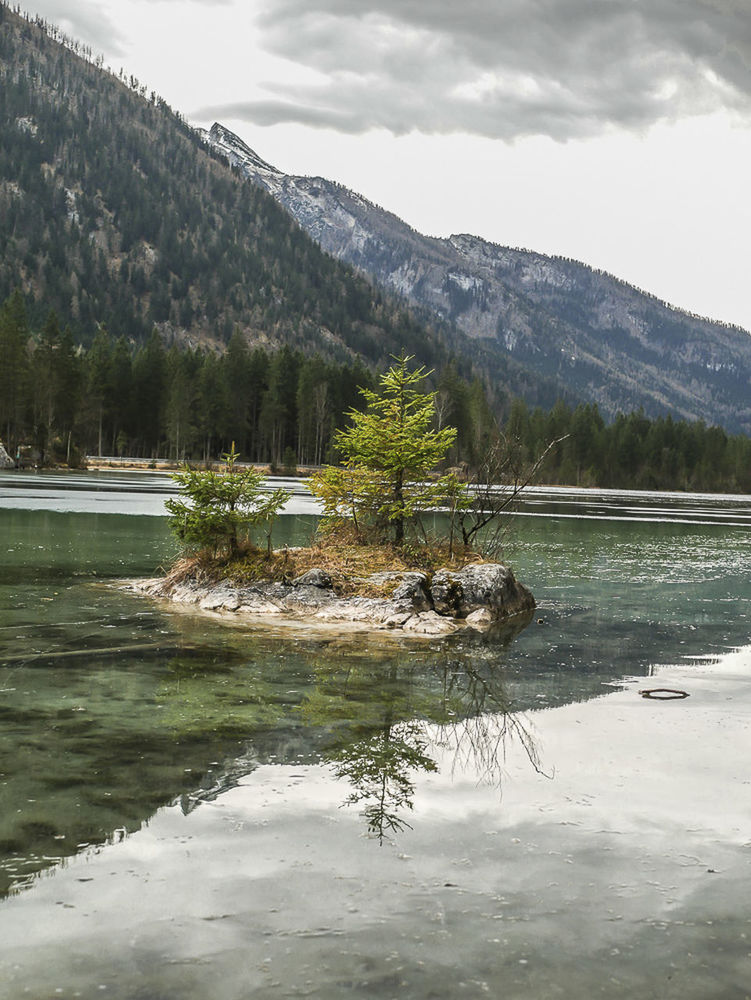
[
  {"x1": 504, "y1": 398, "x2": 751, "y2": 494},
  {"x1": 2, "y1": 290, "x2": 750, "y2": 493},
  {"x1": 0, "y1": 289, "x2": 496, "y2": 469}
]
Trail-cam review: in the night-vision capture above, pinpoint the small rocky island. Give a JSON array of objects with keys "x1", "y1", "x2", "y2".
[
  {"x1": 130, "y1": 561, "x2": 535, "y2": 637},
  {"x1": 135, "y1": 356, "x2": 537, "y2": 638}
]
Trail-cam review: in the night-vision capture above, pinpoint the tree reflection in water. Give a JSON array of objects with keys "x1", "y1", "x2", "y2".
[
  {"x1": 331, "y1": 722, "x2": 437, "y2": 840},
  {"x1": 432, "y1": 648, "x2": 546, "y2": 791},
  {"x1": 299, "y1": 615, "x2": 543, "y2": 842}
]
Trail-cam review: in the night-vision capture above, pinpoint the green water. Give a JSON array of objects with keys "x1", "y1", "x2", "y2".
[
  {"x1": 0, "y1": 506, "x2": 535, "y2": 890},
  {"x1": 1, "y1": 476, "x2": 751, "y2": 998},
  {"x1": 1, "y1": 481, "x2": 750, "y2": 899}
]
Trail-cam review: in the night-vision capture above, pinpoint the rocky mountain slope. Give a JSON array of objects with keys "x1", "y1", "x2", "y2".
[{"x1": 204, "y1": 123, "x2": 751, "y2": 434}]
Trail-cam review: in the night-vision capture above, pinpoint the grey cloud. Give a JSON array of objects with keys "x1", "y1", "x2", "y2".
[
  {"x1": 225, "y1": 0, "x2": 751, "y2": 140},
  {"x1": 134, "y1": 0, "x2": 235, "y2": 4},
  {"x1": 193, "y1": 99, "x2": 366, "y2": 132},
  {"x1": 28, "y1": 0, "x2": 129, "y2": 55}
]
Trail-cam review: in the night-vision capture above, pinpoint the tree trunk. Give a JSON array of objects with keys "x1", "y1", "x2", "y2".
[{"x1": 394, "y1": 472, "x2": 404, "y2": 544}]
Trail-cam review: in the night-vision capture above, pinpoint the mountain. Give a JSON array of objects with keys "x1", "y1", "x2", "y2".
[
  {"x1": 204, "y1": 123, "x2": 751, "y2": 435},
  {"x1": 0, "y1": 5, "x2": 454, "y2": 371},
  {"x1": 3, "y1": 3, "x2": 749, "y2": 434}
]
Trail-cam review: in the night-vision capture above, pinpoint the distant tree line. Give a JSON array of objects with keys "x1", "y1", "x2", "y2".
[
  {"x1": 505, "y1": 399, "x2": 751, "y2": 494},
  {"x1": 0, "y1": 291, "x2": 494, "y2": 470},
  {"x1": 2, "y1": 289, "x2": 750, "y2": 493}
]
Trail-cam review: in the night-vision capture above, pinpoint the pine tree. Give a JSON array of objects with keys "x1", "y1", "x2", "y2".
[
  {"x1": 33, "y1": 309, "x2": 62, "y2": 459},
  {"x1": 165, "y1": 347, "x2": 198, "y2": 461},
  {"x1": 85, "y1": 326, "x2": 113, "y2": 457},
  {"x1": 165, "y1": 445, "x2": 291, "y2": 557},
  {"x1": 132, "y1": 331, "x2": 166, "y2": 456},
  {"x1": 54, "y1": 324, "x2": 82, "y2": 464},
  {"x1": 0, "y1": 289, "x2": 30, "y2": 453},
  {"x1": 310, "y1": 354, "x2": 457, "y2": 545}
]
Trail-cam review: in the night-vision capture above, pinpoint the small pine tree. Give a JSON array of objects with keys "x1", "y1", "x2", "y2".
[
  {"x1": 166, "y1": 445, "x2": 291, "y2": 557},
  {"x1": 310, "y1": 354, "x2": 460, "y2": 545},
  {"x1": 282, "y1": 445, "x2": 297, "y2": 475}
]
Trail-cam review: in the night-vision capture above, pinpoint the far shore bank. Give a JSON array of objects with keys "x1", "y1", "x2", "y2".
[
  {"x1": 90, "y1": 456, "x2": 317, "y2": 476},
  {"x1": 1, "y1": 454, "x2": 318, "y2": 476},
  {"x1": 4, "y1": 462, "x2": 751, "y2": 502}
]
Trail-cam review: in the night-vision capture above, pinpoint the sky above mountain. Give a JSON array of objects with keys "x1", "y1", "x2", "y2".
[{"x1": 27, "y1": 0, "x2": 751, "y2": 332}]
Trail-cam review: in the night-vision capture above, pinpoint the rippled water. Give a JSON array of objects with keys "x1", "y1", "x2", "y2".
[{"x1": 1, "y1": 472, "x2": 750, "y2": 998}]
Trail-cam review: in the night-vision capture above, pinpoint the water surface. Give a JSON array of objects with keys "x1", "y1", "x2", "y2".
[{"x1": 1, "y1": 473, "x2": 749, "y2": 997}]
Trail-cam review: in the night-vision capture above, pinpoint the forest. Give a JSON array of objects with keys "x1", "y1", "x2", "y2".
[
  {"x1": 2, "y1": 289, "x2": 750, "y2": 494},
  {"x1": 0, "y1": 3, "x2": 446, "y2": 368},
  {"x1": 0, "y1": 288, "x2": 503, "y2": 470},
  {"x1": 503, "y1": 397, "x2": 751, "y2": 494}
]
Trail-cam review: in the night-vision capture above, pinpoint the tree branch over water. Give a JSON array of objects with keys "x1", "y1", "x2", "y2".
[{"x1": 453, "y1": 431, "x2": 570, "y2": 557}]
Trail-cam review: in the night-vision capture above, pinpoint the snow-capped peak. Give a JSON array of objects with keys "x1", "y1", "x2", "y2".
[{"x1": 205, "y1": 123, "x2": 283, "y2": 177}]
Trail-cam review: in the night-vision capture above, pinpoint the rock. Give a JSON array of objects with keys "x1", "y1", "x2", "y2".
[
  {"x1": 127, "y1": 560, "x2": 534, "y2": 636},
  {"x1": 198, "y1": 585, "x2": 241, "y2": 611},
  {"x1": 284, "y1": 585, "x2": 337, "y2": 612},
  {"x1": 0, "y1": 442, "x2": 14, "y2": 469},
  {"x1": 293, "y1": 568, "x2": 332, "y2": 589},
  {"x1": 402, "y1": 611, "x2": 460, "y2": 635},
  {"x1": 391, "y1": 573, "x2": 432, "y2": 612},
  {"x1": 381, "y1": 610, "x2": 413, "y2": 629},
  {"x1": 311, "y1": 596, "x2": 388, "y2": 626},
  {"x1": 164, "y1": 581, "x2": 201, "y2": 604},
  {"x1": 430, "y1": 563, "x2": 535, "y2": 620},
  {"x1": 465, "y1": 608, "x2": 493, "y2": 629},
  {"x1": 237, "y1": 599, "x2": 283, "y2": 615},
  {"x1": 362, "y1": 571, "x2": 432, "y2": 613},
  {"x1": 429, "y1": 572, "x2": 463, "y2": 617},
  {"x1": 362, "y1": 571, "x2": 433, "y2": 612}
]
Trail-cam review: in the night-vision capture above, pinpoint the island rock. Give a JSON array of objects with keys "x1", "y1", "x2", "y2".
[
  {"x1": 431, "y1": 563, "x2": 535, "y2": 620},
  {"x1": 128, "y1": 562, "x2": 535, "y2": 637}
]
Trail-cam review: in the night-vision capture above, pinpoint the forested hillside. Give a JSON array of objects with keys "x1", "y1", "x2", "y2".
[
  {"x1": 0, "y1": 3, "x2": 443, "y2": 366},
  {"x1": 505, "y1": 399, "x2": 751, "y2": 494},
  {"x1": 1, "y1": 4, "x2": 749, "y2": 493}
]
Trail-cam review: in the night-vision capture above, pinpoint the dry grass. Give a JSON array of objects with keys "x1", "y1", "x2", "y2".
[{"x1": 164, "y1": 533, "x2": 484, "y2": 598}]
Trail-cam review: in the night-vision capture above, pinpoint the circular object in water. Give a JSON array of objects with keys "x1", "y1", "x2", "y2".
[{"x1": 638, "y1": 688, "x2": 689, "y2": 700}]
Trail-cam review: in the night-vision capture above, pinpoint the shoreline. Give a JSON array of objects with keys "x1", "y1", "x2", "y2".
[
  {"x1": 4, "y1": 464, "x2": 751, "y2": 503},
  {"x1": 126, "y1": 584, "x2": 536, "y2": 643},
  {"x1": 3, "y1": 460, "x2": 311, "y2": 477}
]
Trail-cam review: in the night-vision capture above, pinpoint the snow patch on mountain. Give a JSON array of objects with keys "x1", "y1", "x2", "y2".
[
  {"x1": 16, "y1": 115, "x2": 38, "y2": 136},
  {"x1": 200, "y1": 124, "x2": 282, "y2": 184},
  {"x1": 447, "y1": 271, "x2": 483, "y2": 293}
]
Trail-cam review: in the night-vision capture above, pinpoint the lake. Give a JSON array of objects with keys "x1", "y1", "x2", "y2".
[{"x1": 1, "y1": 471, "x2": 750, "y2": 998}]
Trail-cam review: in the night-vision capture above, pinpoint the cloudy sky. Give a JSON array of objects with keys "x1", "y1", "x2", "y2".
[{"x1": 27, "y1": 0, "x2": 751, "y2": 331}]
